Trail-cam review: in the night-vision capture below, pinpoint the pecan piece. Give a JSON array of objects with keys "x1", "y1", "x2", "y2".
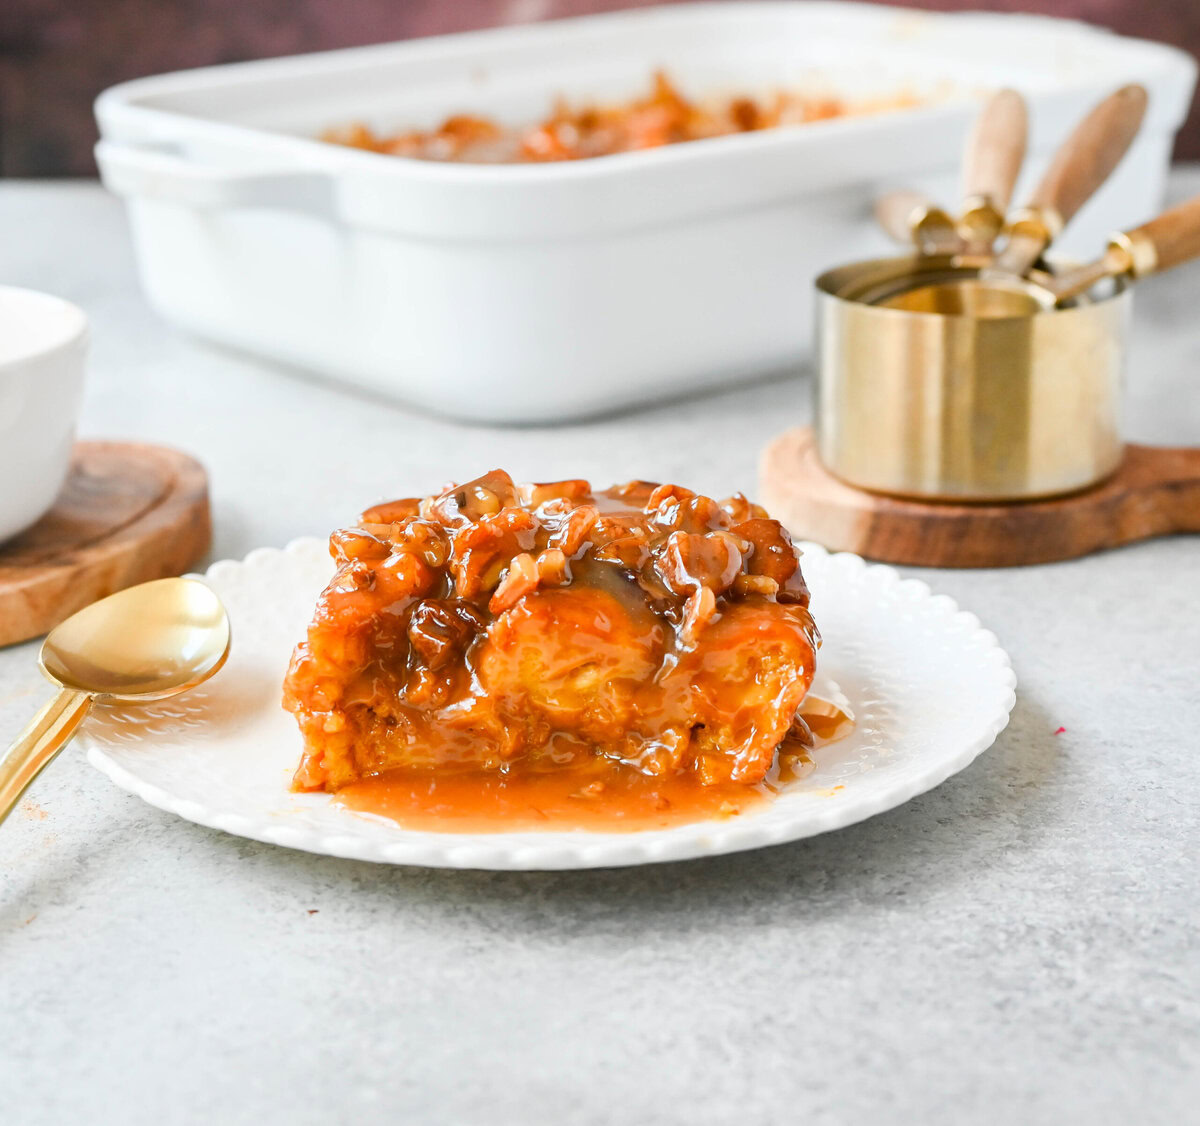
[
  {"x1": 607, "y1": 480, "x2": 660, "y2": 505},
  {"x1": 548, "y1": 504, "x2": 599, "y2": 557},
  {"x1": 450, "y1": 508, "x2": 539, "y2": 598},
  {"x1": 732, "y1": 518, "x2": 807, "y2": 603},
  {"x1": 407, "y1": 599, "x2": 483, "y2": 669},
  {"x1": 535, "y1": 548, "x2": 570, "y2": 586},
  {"x1": 396, "y1": 520, "x2": 450, "y2": 568},
  {"x1": 329, "y1": 528, "x2": 390, "y2": 564},
  {"x1": 591, "y1": 534, "x2": 650, "y2": 571},
  {"x1": 680, "y1": 586, "x2": 719, "y2": 647},
  {"x1": 489, "y1": 552, "x2": 540, "y2": 613},
  {"x1": 674, "y1": 494, "x2": 731, "y2": 534},
  {"x1": 519, "y1": 479, "x2": 593, "y2": 508},
  {"x1": 360, "y1": 497, "x2": 422, "y2": 524},
  {"x1": 720, "y1": 492, "x2": 769, "y2": 523},
  {"x1": 374, "y1": 549, "x2": 438, "y2": 603},
  {"x1": 430, "y1": 469, "x2": 518, "y2": 527},
  {"x1": 645, "y1": 483, "x2": 697, "y2": 528},
  {"x1": 733, "y1": 573, "x2": 780, "y2": 598},
  {"x1": 646, "y1": 483, "x2": 696, "y2": 510},
  {"x1": 656, "y1": 530, "x2": 744, "y2": 597}
]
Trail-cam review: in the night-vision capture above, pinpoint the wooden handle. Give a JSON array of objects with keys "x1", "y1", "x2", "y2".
[
  {"x1": 962, "y1": 88, "x2": 1027, "y2": 211},
  {"x1": 875, "y1": 189, "x2": 933, "y2": 245},
  {"x1": 1112, "y1": 445, "x2": 1200, "y2": 539},
  {"x1": 874, "y1": 190, "x2": 959, "y2": 254},
  {"x1": 1128, "y1": 193, "x2": 1200, "y2": 275},
  {"x1": 0, "y1": 688, "x2": 92, "y2": 826},
  {"x1": 1029, "y1": 84, "x2": 1148, "y2": 226}
]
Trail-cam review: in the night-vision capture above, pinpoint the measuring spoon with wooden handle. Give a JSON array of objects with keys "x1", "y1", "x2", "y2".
[
  {"x1": 874, "y1": 189, "x2": 961, "y2": 255},
  {"x1": 995, "y1": 82, "x2": 1148, "y2": 276},
  {"x1": 874, "y1": 88, "x2": 1028, "y2": 257},
  {"x1": 1045, "y1": 191, "x2": 1200, "y2": 304},
  {"x1": 958, "y1": 87, "x2": 1028, "y2": 255},
  {"x1": 876, "y1": 84, "x2": 1148, "y2": 312}
]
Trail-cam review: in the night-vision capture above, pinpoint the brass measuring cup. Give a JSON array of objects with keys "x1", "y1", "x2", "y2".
[
  {"x1": 812, "y1": 84, "x2": 1164, "y2": 503},
  {"x1": 814, "y1": 254, "x2": 1129, "y2": 501},
  {"x1": 815, "y1": 192, "x2": 1200, "y2": 501}
]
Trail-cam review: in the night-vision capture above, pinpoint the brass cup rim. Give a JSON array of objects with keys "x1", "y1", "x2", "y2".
[{"x1": 816, "y1": 254, "x2": 1131, "y2": 320}]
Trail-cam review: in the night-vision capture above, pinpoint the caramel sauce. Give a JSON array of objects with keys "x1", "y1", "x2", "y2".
[
  {"x1": 795, "y1": 695, "x2": 856, "y2": 743},
  {"x1": 335, "y1": 697, "x2": 853, "y2": 833},
  {"x1": 335, "y1": 760, "x2": 772, "y2": 833}
]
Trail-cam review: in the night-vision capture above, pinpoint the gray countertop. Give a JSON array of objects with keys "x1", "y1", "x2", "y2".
[{"x1": 1, "y1": 176, "x2": 1198, "y2": 1126}]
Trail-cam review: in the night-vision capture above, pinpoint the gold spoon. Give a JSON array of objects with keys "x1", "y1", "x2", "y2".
[{"x1": 0, "y1": 577, "x2": 230, "y2": 825}]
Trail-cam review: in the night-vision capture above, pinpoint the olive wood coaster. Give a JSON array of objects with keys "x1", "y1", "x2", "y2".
[
  {"x1": 760, "y1": 427, "x2": 1200, "y2": 568},
  {"x1": 0, "y1": 442, "x2": 211, "y2": 646}
]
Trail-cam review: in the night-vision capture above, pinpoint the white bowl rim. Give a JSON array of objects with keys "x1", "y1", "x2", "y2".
[{"x1": 0, "y1": 285, "x2": 89, "y2": 370}]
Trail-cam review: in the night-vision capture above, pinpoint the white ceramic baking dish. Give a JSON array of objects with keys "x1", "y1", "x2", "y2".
[{"x1": 95, "y1": 2, "x2": 1196, "y2": 422}]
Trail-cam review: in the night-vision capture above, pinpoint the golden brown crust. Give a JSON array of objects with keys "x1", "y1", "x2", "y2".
[{"x1": 283, "y1": 471, "x2": 818, "y2": 792}]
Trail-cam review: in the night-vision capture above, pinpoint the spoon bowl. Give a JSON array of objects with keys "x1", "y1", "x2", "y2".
[
  {"x1": 41, "y1": 577, "x2": 230, "y2": 699},
  {"x1": 0, "y1": 577, "x2": 230, "y2": 825}
]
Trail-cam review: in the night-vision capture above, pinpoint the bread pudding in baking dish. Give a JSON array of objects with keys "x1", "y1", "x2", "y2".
[
  {"x1": 283, "y1": 471, "x2": 827, "y2": 830},
  {"x1": 323, "y1": 71, "x2": 918, "y2": 165}
]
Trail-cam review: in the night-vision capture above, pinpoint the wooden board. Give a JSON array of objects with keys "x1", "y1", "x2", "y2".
[
  {"x1": 0, "y1": 442, "x2": 211, "y2": 646},
  {"x1": 760, "y1": 427, "x2": 1200, "y2": 568}
]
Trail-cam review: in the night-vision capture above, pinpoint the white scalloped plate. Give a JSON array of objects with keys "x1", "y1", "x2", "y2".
[{"x1": 81, "y1": 539, "x2": 1015, "y2": 870}]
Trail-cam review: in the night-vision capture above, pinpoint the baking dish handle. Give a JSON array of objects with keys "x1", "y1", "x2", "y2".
[{"x1": 95, "y1": 141, "x2": 332, "y2": 212}]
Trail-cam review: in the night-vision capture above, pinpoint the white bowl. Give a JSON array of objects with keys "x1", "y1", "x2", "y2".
[
  {"x1": 0, "y1": 287, "x2": 87, "y2": 542},
  {"x1": 94, "y1": 2, "x2": 1196, "y2": 422}
]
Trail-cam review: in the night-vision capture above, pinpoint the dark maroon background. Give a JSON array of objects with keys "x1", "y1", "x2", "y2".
[{"x1": 3, "y1": 0, "x2": 1199, "y2": 176}]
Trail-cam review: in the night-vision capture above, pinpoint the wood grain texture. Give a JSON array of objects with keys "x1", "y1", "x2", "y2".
[
  {"x1": 0, "y1": 442, "x2": 211, "y2": 646},
  {"x1": 874, "y1": 190, "x2": 928, "y2": 246},
  {"x1": 1027, "y1": 83, "x2": 1148, "y2": 225},
  {"x1": 1135, "y1": 192, "x2": 1200, "y2": 273},
  {"x1": 760, "y1": 427, "x2": 1200, "y2": 568},
  {"x1": 961, "y1": 87, "x2": 1027, "y2": 211}
]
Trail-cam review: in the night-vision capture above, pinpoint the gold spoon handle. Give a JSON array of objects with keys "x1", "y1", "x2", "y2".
[{"x1": 0, "y1": 688, "x2": 93, "y2": 826}]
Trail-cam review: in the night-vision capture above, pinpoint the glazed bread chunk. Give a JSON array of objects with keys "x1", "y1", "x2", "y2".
[{"x1": 283, "y1": 471, "x2": 818, "y2": 792}]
